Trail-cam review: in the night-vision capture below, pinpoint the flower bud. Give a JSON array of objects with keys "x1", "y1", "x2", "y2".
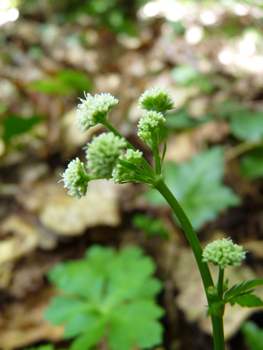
[
  {"x1": 138, "y1": 111, "x2": 165, "y2": 148},
  {"x1": 138, "y1": 87, "x2": 175, "y2": 114},
  {"x1": 202, "y1": 238, "x2": 247, "y2": 269},
  {"x1": 61, "y1": 158, "x2": 91, "y2": 199},
  {"x1": 112, "y1": 149, "x2": 143, "y2": 184}
]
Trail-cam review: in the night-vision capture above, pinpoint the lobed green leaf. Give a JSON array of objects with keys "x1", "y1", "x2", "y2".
[
  {"x1": 108, "y1": 300, "x2": 164, "y2": 350},
  {"x1": 224, "y1": 279, "x2": 263, "y2": 300},
  {"x1": 69, "y1": 320, "x2": 106, "y2": 350},
  {"x1": 229, "y1": 294, "x2": 263, "y2": 307},
  {"x1": 45, "y1": 246, "x2": 164, "y2": 350},
  {"x1": 64, "y1": 312, "x2": 106, "y2": 339},
  {"x1": 45, "y1": 297, "x2": 89, "y2": 325}
]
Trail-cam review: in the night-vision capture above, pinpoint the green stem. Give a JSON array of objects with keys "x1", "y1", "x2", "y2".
[
  {"x1": 152, "y1": 141, "x2": 162, "y2": 175},
  {"x1": 212, "y1": 316, "x2": 225, "y2": 350},
  {"x1": 103, "y1": 119, "x2": 156, "y2": 176},
  {"x1": 217, "y1": 268, "x2": 225, "y2": 300},
  {"x1": 118, "y1": 159, "x2": 152, "y2": 179},
  {"x1": 102, "y1": 118, "x2": 225, "y2": 349},
  {"x1": 154, "y1": 179, "x2": 225, "y2": 350}
]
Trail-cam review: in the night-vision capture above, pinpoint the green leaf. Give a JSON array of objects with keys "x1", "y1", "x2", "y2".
[
  {"x1": 240, "y1": 148, "x2": 263, "y2": 179},
  {"x1": 28, "y1": 69, "x2": 92, "y2": 96},
  {"x1": 3, "y1": 114, "x2": 43, "y2": 143},
  {"x1": 230, "y1": 112, "x2": 263, "y2": 141},
  {"x1": 224, "y1": 279, "x2": 263, "y2": 300},
  {"x1": 171, "y1": 64, "x2": 214, "y2": 93},
  {"x1": 24, "y1": 345, "x2": 54, "y2": 350},
  {"x1": 216, "y1": 100, "x2": 249, "y2": 119},
  {"x1": 242, "y1": 321, "x2": 263, "y2": 350},
  {"x1": 164, "y1": 109, "x2": 213, "y2": 130},
  {"x1": 108, "y1": 300, "x2": 164, "y2": 350},
  {"x1": 104, "y1": 247, "x2": 162, "y2": 306},
  {"x1": 65, "y1": 312, "x2": 105, "y2": 339},
  {"x1": 133, "y1": 320, "x2": 163, "y2": 348},
  {"x1": 172, "y1": 64, "x2": 199, "y2": 86},
  {"x1": 85, "y1": 245, "x2": 116, "y2": 267},
  {"x1": 229, "y1": 294, "x2": 263, "y2": 307},
  {"x1": 45, "y1": 245, "x2": 164, "y2": 350},
  {"x1": 132, "y1": 214, "x2": 169, "y2": 239},
  {"x1": 29, "y1": 79, "x2": 72, "y2": 95},
  {"x1": 44, "y1": 296, "x2": 88, "y2": 325},
  {"x1": 69, "y1": 320, "x2": 106, "y2": 350},
  {"x1": 145, "y1": 147, "x2": 240, "y2": 231},
  {"x1": 47, "y1": 258, "x2": 107, "y2": 302},
  {"x1": 57, "y1": 70, "x2": 92, "y2": 94}
]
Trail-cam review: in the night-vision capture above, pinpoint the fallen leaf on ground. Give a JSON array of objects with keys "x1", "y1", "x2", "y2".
[
  {"x1": 0, "y1": 287, "x2": 63, "y2": 349},
  {"x1": 17, "y1": 179, "x2": 121, "y2": 236},
  {"x1": 0, "y1": 215, "x2": 39, "y2": 265},
  {"x1": 39, "y1": 180, "x2": 121, "y2": 235}
]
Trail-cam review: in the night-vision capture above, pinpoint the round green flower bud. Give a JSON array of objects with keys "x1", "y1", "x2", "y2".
[
  {"x1": 138, "y1": 111, "x2": 165, "y2": 148},
  {"x1": 202, "y1": 238, "x2": 247, "y2": 269},
  {"x1": 61, "y1": 158, "x2": 91, "y2": 200},
  {"x1": 138, "y1": 87, "x2": 175, "y2": 113},
  {"x1": 76, "y1": 92, "x2": 118, "y2": 132},
  {"x1": 112, "y1": 149, "x2": 143, "y2": 184},
  {"x1": 86, "y1": 132, "x2": 127, "y2": 178}
]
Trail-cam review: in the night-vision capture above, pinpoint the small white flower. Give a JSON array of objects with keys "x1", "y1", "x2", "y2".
[
  {"x1": 76, "y1": 92, "x2": 118, "y2": 132},
  {"x1": 86, "y1": 133, "x2": 126, "y2": 178},
  {"x1": 61, "y1": 158, "x2": 91, "y2": 200}
]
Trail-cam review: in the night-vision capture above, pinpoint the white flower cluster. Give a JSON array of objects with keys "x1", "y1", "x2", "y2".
[
  {"x1": 86, "y1": 133, "x2": 127, "y2": 178},
  {"x1": 138, "y1": 87, "x2": 175, "y2": 114},
  {"x1": 202, "y1": 238, "x2": 247, "y2": 269},
  {"x1": 138, "y1": 111, "x2": 166, "y2": 148},
  {"x1": 76, "y1": 92, "x2": 118, "y2": 132},
  {"x1": 62, "y1": 87, "x2": 176, "y2": 199},
  {"x1": 112, "y1": 149, "x2": 143, "y2": 184},
  {"x1": 61, "y1": 158, "x2": 91, "y2": 200}
]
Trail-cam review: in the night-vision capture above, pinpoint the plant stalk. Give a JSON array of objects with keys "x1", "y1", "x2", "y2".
[
  {"x1": 154, "y1": 179, "x2": 225, "y2": 350},
  {"x1": 217, "y1": 268, "x2": 225, "y2": 301}
]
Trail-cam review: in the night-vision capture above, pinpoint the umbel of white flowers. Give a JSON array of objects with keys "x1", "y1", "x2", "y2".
[
  {"x1": 76, "y1": 93, "x2": 119, "y2": 132},
  {"x1": 61, "y1": 87, "x2": 175, "y2": 199},
  {"x1": 61, "y1": 158, "x2": 92, "y2": 200},
  {"x1": 202, "y1": 238, "x2": 247, "y2": 269}
]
